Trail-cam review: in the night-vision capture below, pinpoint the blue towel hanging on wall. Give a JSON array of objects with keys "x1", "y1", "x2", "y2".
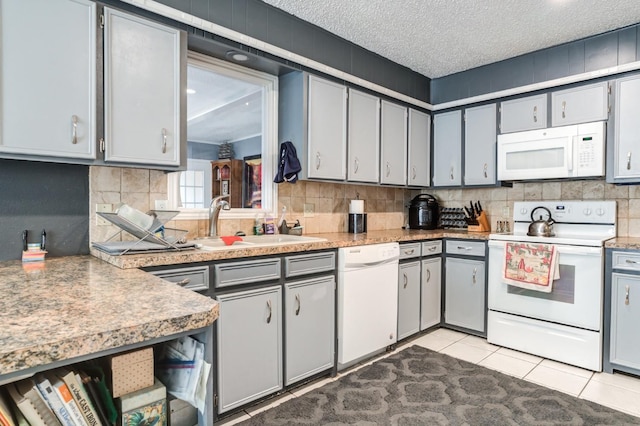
[{"x1": 274, "y1": 141, "x2": 302, "y2": 183}]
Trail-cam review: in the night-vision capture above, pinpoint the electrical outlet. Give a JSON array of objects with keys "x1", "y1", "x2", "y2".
[
  {"x1": 303, "y1": 203, "x2": 315, "y2": 217},
  {"x1": 502, "y1": 206, "x2": 510, "y2": 217},
  {"x1": 155, "y1": 199, "x2": 169, "y2": 210},
  {"x1": 96, "y1": 203, "x2": 113, "y2": 226}
]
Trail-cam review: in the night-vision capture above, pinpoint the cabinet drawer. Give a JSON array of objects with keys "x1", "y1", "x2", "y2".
[
  {"x1": 421, "y1": 240, "x2": 442, "y2": 256},
  {"x1": 284, "y1": 252, "x2": 336, "y2": 278},
  {"x1": 399, "y1": 243, "x2": 421, "y2": 260},
  {"x1": 612, "y1": 252, "x2": 640, "y2": 272},
  {"x1": 149, "y1": 265, "x2": 209, "y2": 292},
  {"x1": 446, "y1": 240, "x2": 485, "y2": 257},
  {"x1": 214, "y1": 258, "x2": 281, "y2": 288}
]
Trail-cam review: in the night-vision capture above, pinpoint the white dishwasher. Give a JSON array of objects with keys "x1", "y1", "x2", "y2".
[{"x1": 337, "y1": 242, "x2": 399, "y2": 370}]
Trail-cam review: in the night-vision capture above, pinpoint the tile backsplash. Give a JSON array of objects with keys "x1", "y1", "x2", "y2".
[{"x1": 88, "y1": 165, "x2": 640, "y2": 242}]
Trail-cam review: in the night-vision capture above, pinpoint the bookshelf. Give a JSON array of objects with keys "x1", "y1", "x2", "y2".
[{"x1": 211, "y1": 159, "x2": 243, "y2": 208}]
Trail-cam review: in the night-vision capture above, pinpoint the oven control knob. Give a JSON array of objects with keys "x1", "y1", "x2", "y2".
[
  {"x1": 596, "y1": 208, "x2": 605, "y2": 216},
  {"x1": 583, "y1": 208, "x2": 592, "y2": 216}
]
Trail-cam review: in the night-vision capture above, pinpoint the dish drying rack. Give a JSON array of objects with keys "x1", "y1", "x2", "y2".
[{"x1": 92, "y1": 210, "x2": 195, "y2": 255}]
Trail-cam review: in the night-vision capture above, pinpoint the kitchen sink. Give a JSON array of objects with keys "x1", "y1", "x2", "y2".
[{"x1": 194, "y1": 234, "x2": 327, "y2": 251}]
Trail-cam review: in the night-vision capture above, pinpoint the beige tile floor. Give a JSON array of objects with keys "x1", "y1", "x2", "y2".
[{"x1": 216, "y1": 328, "x2": 640, "y2": 425}]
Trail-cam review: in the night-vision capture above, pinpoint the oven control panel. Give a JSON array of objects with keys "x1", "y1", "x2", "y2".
[{"x1": 514, "y1": 201, "x2": 616, "y2": 224}]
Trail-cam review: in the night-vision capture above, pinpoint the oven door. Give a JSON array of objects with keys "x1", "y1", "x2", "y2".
[{"x1": 488, "y1": 240, "x2": 603, "y2": 331}]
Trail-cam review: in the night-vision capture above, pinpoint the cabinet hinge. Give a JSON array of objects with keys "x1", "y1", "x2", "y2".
[
  {"x1": 99, "y1": 13, "x2": 105, "y2": 29},
  {"x1": 463, "y1": 113, "x2": 466, "y2": 122},
  {"x1": 214, "y1": 393, "x2": 218, "y2": 407},
  {"x1": 608, "y1": 105, "x2": 611, "y2": 114},
  {"x1": 99, "y1": 137, "x2": 105, "y2": 153},
  {"x1": 608, "y1": 83, "x2": 612, "y2": 95}
]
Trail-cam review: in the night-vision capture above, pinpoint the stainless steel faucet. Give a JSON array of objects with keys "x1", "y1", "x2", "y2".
[{"x1": 209, "y1": 195, "x2": 230, "y2": 237}]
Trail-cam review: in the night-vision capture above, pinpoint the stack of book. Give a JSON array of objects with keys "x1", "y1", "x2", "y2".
[{"x1": 0, "y1": 366, "x2": 117, "y2": 426}]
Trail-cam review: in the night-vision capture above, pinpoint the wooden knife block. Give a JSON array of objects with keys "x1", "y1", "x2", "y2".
[{"x1": 468, "y1": 211, "x2": 490, "y2": 232}]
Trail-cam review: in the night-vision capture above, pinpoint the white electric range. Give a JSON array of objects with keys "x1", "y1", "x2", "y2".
[{"x1": 487, "y1": 200, "x2": 617, "y2": 371}]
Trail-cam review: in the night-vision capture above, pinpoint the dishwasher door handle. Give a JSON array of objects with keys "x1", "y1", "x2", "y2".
[{"x1": 344, "y1": 258, "x2": 399, "y2": 269}]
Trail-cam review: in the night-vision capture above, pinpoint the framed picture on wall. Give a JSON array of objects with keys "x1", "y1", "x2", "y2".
[{"x1": 243, "y1": 155, "x2": 262, "y2": 208}]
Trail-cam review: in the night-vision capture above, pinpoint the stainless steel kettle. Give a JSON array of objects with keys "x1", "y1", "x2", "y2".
[{"x1": 527, "y1": 206, "x2": 555, "y2": 237}]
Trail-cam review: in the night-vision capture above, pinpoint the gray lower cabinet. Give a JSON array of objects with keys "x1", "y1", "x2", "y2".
[
  {"x1": 285, "y1": 276, "x2": 335, "y2": 385},
  {"x1": 216, "y1": 286, "x2": 283, "y2": 414},
  {"x1": 609, "y1": 273, "x2": 640, "y2": 371},
  {"x1": 421, "y1": 256, "x2": 442, "y2": 330},
  {"x1": 445, "y1": 257, "x2": 485, "y2": 333},
  {"x1": 397, "y1": 261, "x2": 421, "y2": 340}
]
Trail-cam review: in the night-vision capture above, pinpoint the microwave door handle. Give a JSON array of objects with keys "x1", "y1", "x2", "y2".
[{"x1": 567, "y1": 136, "x2": 575, "y2": 172}]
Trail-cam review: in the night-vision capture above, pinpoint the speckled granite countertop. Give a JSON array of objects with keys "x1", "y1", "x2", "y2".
[
  {"x1": 0, "y1": 256, "x2": 218, "y2": 379},
  {"x1": 605, "y1": 238, "x2": 640, "y2": 250},
  {"x1": 92, "y1": 229, "x2": 491, "y2": 269}
]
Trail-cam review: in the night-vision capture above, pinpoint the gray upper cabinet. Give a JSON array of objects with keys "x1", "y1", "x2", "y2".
[
  {"x1": 433, "y1": 110, "x2": 462, "y2": 187},
  {"x1": 279, "y1": 73, "x2": 347, "y2": 181},
  {"x1": 499, "y1": 94, "x2": 547, "y2": 133},
  {"x1": 284, "y1": 276, "x2": 335, "y2": 386},
  {"x1": 347, "y1": 89, "x2": 379, "y2": 183},
  {"x1": 610, "y1": 75, "x2": 640, "y2": 181},
  {"x1": 551, "y1": 81, "x2": 609, "y2": 127},
  {"x1": 464, "y1": 104, "x2": 497, "y2": 186},
  {"x1": 407, "y1": 109, "x2": 431, "y2": 187},
  {"x1": 103, "y1": 7, "x2": 185, "y2": 167},
  {"x1": 380, "y1": 100, "x2": 408, "y2": 185},
  {"x1": 0, "y1": 0, "x2": 96, "y2": 160}
]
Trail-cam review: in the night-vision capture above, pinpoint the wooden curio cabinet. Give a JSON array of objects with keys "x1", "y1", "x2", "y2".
[{"x1": 212, "y1": 159, "x2": 243, "y2": 208}]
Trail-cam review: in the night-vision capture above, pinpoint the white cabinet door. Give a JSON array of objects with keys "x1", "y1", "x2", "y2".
[
  {"x1": 421, "y1": 257, "x2": 442, "y2": 330},
  {"x1": 103, "y1": 8, "x2": 184, "y2": 167},
  {"x1": 499, "y1": 94, "x2": 547, "y2": 134},
  {"x1": 216, "y1": 286, "x2": 283, "y2": 413},
  {"x1": 433, "y1": 110, "x2": 462, "y2": 186},
  {"x1": 613, "y1": 75, "x2": 640, "y2": 179},
  {"x1": 285, "y1": 276, "x2": 335, "y2": 386},
  {"x1": 380, "y1": 101, "x2": 407, "y2": 185},
  {"x1": 445, "y1": 257, "x2": 485, "y2": 333},
  {"x1": 398, "y1": 261, "x2": 421, "y2": 340},
  {"x1": 407, "y1": 109, "x2": 431, "y2": 187},
  {"x1": 551, "y1": 81, "x2": 609, "y2": 127},
  {"x1": 0, "y1": 0, "x2": 96, "y2": 159},
  {"x1": 464, "y1": 104, "x2": 497, "y2": 185},
  {"x1": 307, "y1": 75, "x2": 347, "y2": 180},
  {"x1": 347, "y1": 89, "x2": 379, "y2": 183}
]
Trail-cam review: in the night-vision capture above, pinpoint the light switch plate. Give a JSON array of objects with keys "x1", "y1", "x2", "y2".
[
  {"x1": 155, "y1": 199, "x2": 169, "y2": 210},
  {"x1": 303, "y1": 203, "x2": 315, "y2": 217},
  {"x1": 96, "y1": 203, "x2": 113, "y2": 226}
]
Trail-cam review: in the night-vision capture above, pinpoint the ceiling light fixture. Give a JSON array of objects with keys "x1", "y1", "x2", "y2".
[{"x1": 226, "y1": 50, "x2": 250, "y2": 62}]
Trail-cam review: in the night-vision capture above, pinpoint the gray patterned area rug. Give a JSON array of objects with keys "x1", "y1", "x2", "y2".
[{"x1": 240, "y1": 345, "x2": 640, "y2": 425}]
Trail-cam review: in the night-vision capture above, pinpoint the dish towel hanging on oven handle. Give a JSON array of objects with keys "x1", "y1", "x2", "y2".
[{"x1": 503, "y1": 242, "x2": 559, "y2": 293}]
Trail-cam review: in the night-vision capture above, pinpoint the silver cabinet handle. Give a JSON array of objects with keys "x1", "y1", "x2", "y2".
[
  {"x1": 483, "y1": 163, "x2": 488, "y2": 178},
  {"x1": 562, "y1": 101, "x2": 566, "y2": 119},
  {"x1": 626, "y1": 259, "x2": 639, "y2": 264},
  {"x1": 412, "y1": 166, "x2": 417, "y2": 180},
  {"x1": 161, "y1": 128, "x2": 167, "y2": 153},
  {"x1": 386, "y1": 162, "x2": 391, "y2": 177},
  {"x1": 316, "y1": 152, "x2": 321, "y2": 170},
  {"x1": 266, "y1": 299, "x2": 272, "y2": 324},
  {"x1": 426, "y1": 269, "x2": 431, "y2": 282},
  {"x1": 628, "y1": 152, "x2": 632, "y2": 170},
  {"x1": 472, "y1": 267, "x2": 477, "y2": 284},
  {"x1": 403, "y1": 272, "x2": 408, "y2": 289},
  {"x1": 450, "y1": 166, "x2": 454, "y2": 180},
  {"x1": 625, "y1": 285, "x2": 630, "y2": 306},
  {"x1": 457, "y1": 246, "x2": 472, "y2": 251},
  {"x1": 354, "y1": 157, "x2": 359, "y2": 174},
  {"x1": 71, "y1": 115, "x2": 78, "y2": 144},
  {"x1": 404, "y1": 248, "x2": 415, "y2": 255},
  {"x1": 533, "y1": 106, "x2": 537, "y2": 123},
  {"x1": 295, "y1": 294, "x2": 301, "y2": 316},
  {"x1": 427, "y1": 246, "x2": 437, "y2": 252},
  {"x1": 175, "y1": 278, "x2": 191, "y2": 286}
]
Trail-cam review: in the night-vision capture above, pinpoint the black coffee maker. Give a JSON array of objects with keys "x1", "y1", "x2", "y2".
[{"x1": 408, "y1": 194, "x2": 439, "y2": 229}]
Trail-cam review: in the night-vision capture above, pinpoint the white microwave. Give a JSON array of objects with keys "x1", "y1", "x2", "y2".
[{"x1": 497, "y1": 121, "x2": 606, "y2": 181}]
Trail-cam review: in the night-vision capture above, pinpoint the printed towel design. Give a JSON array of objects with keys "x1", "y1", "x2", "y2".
[{"x1": 503, "y1": 242, "x2": 559, "y2": 293}]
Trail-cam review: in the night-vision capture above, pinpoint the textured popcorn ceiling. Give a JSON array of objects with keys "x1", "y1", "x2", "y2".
[{"x1": 262, "y1": 0, "x2": 640, "y2": 78}]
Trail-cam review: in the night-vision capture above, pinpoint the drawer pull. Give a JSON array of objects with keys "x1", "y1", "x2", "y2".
[
  {"x1": 404, "y1": 249, "x2": 415, "y2": 255},
  {"x1": 426, "y1": 269, "x2": 431, "y2": 282},
  {"x1": 175, "y1": 278, "x2": 191, "y2": 286},
  {"x1": 533, "y1": 105, "x2": 537, "y2": 122},
  {"x1": 295, "y1": 294, "x2": 301, "y2": 316},
  {"x1": 627, "y1": 152, "x2": 632, "y2": 170},
  {"x1": 483, "y1": 163, "x2": 488, "y2": 178},
  {"x1": 354, "y1": 157, "x2": 359, "y2": 174},
  {"x1": 457, "y1": 246, "x2": 472, "y2": 251},
  {"x1": 266, "y1": 299, "x2": 272, "y2": 324},
  {"x1": 161, "y1": 128, "x2": 167, "y2": 153},
  {"x1": 426, "y1": 245, "x2": 437, "y2": 252},
  {"x1": 71, "y1": 115, "x2": 78, "y2": 144},
  {"x1": 625, "y1": 259, "x2": 638, "y2": 265},
  {"x1": 625, "y1": 285, "x2": 630, "y2": 306},
  {"x1": 403, "y1": 273, "x2": 408, "y2": 289},
  {"x1": 472, "y1": 267, "x2": 477, "y2": 284}
]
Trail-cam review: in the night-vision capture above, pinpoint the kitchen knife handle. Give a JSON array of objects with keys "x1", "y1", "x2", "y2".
[
  {"x1": 161, "y1": 128, "x2": 167, "y2": 153},
  {"x1": 71, "y1": 115, "x2": 78, "y2": 144},
  {"x1": 295, "y1": 294, "x2": 301, "y2": 315},
  {"x1": 266, "y1": 299, "x2": 272, "y2": 323},
  {"x1": 625, "y1": 285, "x2": 630, "y2": 306}
]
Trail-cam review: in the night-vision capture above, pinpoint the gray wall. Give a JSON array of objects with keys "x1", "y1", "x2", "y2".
[
  {"x1": 432, "y1": 24, "x2": 640, "y2": 104},
  {"x1": 152, "y1": 0, "x2": 431, "y2": 102},
  {"x1": 0, "y1": 160, "x2": 89, "y2": 261}
]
